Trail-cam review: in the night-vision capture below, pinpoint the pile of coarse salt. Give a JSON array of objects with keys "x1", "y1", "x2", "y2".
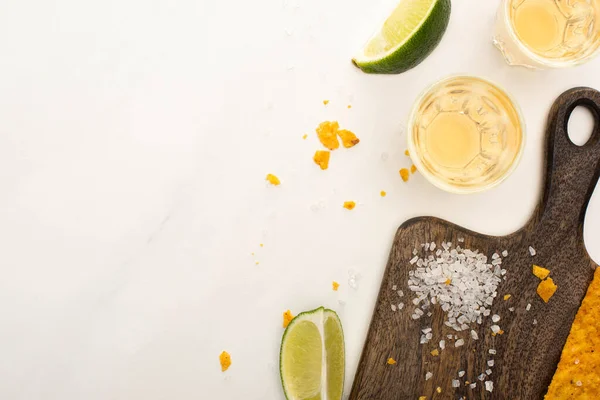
[{"x1": 407, "y1": 241, "x2": 507, "y2": 332}]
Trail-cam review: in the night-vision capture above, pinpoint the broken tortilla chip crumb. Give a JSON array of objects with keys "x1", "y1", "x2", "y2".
[
  {"x1": 283, "y1": 310, "x2": 294, "y2": 328},
  {"x1": 219, "y1": 351, "x2": 231, "y2": 372},
  {"x1": 302, "y1": 134, "x2": 307, "y2": 140},
  {"x1": 323, "y1": 100, "x2": 329, "y2": 105},
  {"x1": 533, "y1": 265, "x2": 551, "y2": 280},
  {"x1": 316, "y1": 121, "x2": 340, "y2": 150},
  {"x1": 266, "y1": 174, "x2": 281, "y2": 186},
  {"x1": 431, "y1": 349, "x2": 439, "y2": 356},
  {"x1": 332, "y1": 281, "x2": 340, "y2": 291},
  {"x1": 313, "y1": 150, "x2": 330, "y2": 170},
  {"x1": 537, "y1": 277, "x2": 558, "y2": 303},
  {"x1": 411, "y1": 164, "x2": 417, "y2": 174},
  {"x1": 387, "y1": 357, "x2": 396, "y2": 365},
  {"x1": 337, "y1": 129, "x2": 360, "y2": 148},
  {"x1": 419, "y1": 397, "x2": 427, "y2": 400},
  {"x1": 399, "y1": 168, "x2": 410, "y2": 182},
  {"x1": 380, "y1": 190, "x2": 387, "y2": 197},
  {"x1": 405, "y1": 150, "x2": 410, "y2": 156},
  {"x1": 347, "y1": 105, "x2": 352, "y2": 109},
  {"x1": 504, "y1": 294, "x2": 512, "y2": 301},
  {"x1": 343, "y1": 201, "x2": 356, "y2": 210}
]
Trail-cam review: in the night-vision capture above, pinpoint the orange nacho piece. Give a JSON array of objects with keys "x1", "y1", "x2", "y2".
[
  {"x1": 313, "y1": 150, "x2": 330, "y2": 170},
  {"x1": 411, "y1": 164, "x2": 417, "y2": 174},
  {"x1": 399, "y1": 168, "x2": 410, "y2": 182},
  {"x1": 533, "y1": 265, "x2": 551, "y2": 280},
  {"x1": 283, "y1": 310, "x2": 294, "y2": 328},
  {"x1": 219, "y1": 351, "x2": 231, "y2": 372},
  {"x1": 343, "y1": 201, "x2": 356, "y2": 210},
  {"x1": 316, "y1": 121, "x2": 340, "y2": 150},
  {"x1": 380, "y1": 190, "x2": 387, "y2": 197},
  {"x1": 332, "y1": 281, "x2": 340, "y2": 291},
  {"x1": 387, "y1": 357, "x2": 396, "y2": 365},
  {"x1": 537, "y1": 277, "x2": 558, "y2": 303},
  {"x1": 546, "y1": 268, "x2": 600, "y2": 399},
  {"x1": 337, "y1": 129, "x2": 360, "y2": 148},
  {"x1": 266, "y1": 174, "x2": 280, "y2": 186}
]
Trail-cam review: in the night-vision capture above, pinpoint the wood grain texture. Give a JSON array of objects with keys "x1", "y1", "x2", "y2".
[{"x1": 350, "y1": 88, "x2": 600, "y2": 400}]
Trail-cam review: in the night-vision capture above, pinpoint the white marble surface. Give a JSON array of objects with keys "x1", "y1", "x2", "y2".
[{"x1": 1, "y1": 0, "x2": 599, "y2": 399}]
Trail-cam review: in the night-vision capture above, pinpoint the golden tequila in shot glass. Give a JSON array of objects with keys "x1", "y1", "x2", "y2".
[
  {"x1": 408, "y1": 76, "x2": 525, "y2": 194},
  {"x1": 494, "y1": 0, "x2": 600, "y2": 68}
]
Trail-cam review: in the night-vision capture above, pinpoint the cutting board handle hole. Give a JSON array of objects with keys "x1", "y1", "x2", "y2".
[{"x1": 567, "y1": 105, "x2": 596, "y2": 146}]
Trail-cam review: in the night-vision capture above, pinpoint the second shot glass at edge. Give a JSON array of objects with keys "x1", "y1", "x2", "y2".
[
  {"x1": 407, "y1": 75, "x2": 526, "y2": 194},
  {"x1": 493, "y1": 0, "x2": 600, "y2": 69}
]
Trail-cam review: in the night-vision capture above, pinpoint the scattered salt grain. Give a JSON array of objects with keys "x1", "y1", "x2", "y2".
[
  {"x1": 410, "y1": 256, "x2": 419, "y2": 264},
  {"x1": 447, "y1": 334, "x2": 454, "y2": 339},
  {"x1": 526, "y1": 303, "x2": 531, "y2": 311},
  {"x1": 458, "y1": 371, "x2": 465, "y2": 377},
  {"x1": 529, "y1": 246, "x2": 536, "y2": 256},
  {"x1": 391, "y1": 304, "x2": 397, "y2": 312},
  {"x1": 492, "y1": 315, "x2": 501, "y2": 323},
  {"x1": 533, "y1": 319, "x2": 538, "y2": 325},
  {"x1": 430, "y1": 242, "x2": 436, "y2": 250},
  {"x1": 489, "y1": 349, "x2": 497, "y2": 355},
  {"x1": 471, "y1": 330, "x2": 479, "y2": 340},
  {"x1": 502, "y1": 250, "x2": 508, "y2": 257},
  {"x1": 491, "y1": 325, "x2": 501, "y2": 334},
  {"x1": 392, "y1": 285, "x2": 397, "y2": 290},
  {"x1": 439, "y1": 340, "x2": 446, "y2": 350},
  {"x1": 576, "y1": 381, "x2": 582, "y2": 387},
  {"x1": 412, "y1": 314, "x2": 420, "y2": 320},
  {"x1": 486, "y1": 381, "x2": 494, "y2": 392},
  {"x1": 397, "y1": 290, "x2": 404, "y2": 297},
  {"x1": 478, "y1": 374, "x2": 486, "y2": 381},
  {"x1": 452, "y1": 380, "x2": 460, "y2": 388},
  {"x1": 486, "y1": 369, "x2": 493, "y2": 375},
  {"x1": 509, "y1": 307, "x2": 515, "y2": 312},
  {"x1": 458, "y1": 237, "x2": 465, "y2": 243},
  {"x1": 455, "y1": 339, "x2": 465, "y2": 347},
  {"x1": 426, "y1": 332, "x2": 433, "y2": 340},
  {"x1": 425, "y1": 372, "x2": 433, "y2": 381},
  {"x1": 575, "y1": 359, "x2": 580, "y2": 365},
  {"x1": 398, "y1": 303, "x2": 404, "y2": 310},
  {"x1": 488, "y1": 360, "x2": 495, "y2": 367},
  {"x1": 470, "y1": 383, "x2": 477, "y2": 389},
  {"x1": 422, "y1": 328, "x2": 432, "y2": 334}
]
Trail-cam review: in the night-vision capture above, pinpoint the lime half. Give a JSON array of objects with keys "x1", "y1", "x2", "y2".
[
  {"x1": 280, "y1": 307, "x2": 345, "y2": 400},
  {"x1": 352, "y1": 0, "x2": 451, "y2": 74}
]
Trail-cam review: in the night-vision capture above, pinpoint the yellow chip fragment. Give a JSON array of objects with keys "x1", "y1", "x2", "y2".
[
  {"x1": 504, "y1": 294, "x2": 512, "y2": 301},
  {"x1": 337, "y1": 129, "x2": 360, "y2": 148},
  {"x1": 533, "y1": 265, "x2": 551, "y2": 280},
  {"x1": 316, "y1": 121, "x2": 340, "y2": 150},
  {"x1": 399, "y1": 168, "x2": 410, "y2": 182},
  {"x1": 430, "y1": 349, "x2": 439, "y2": 356},
  {"x1": 343, "y1": 201, "x2": 356, "y2": 210},
  {"x1": 266, "y1": 174, "x2": 281, "y2": 186},
  {"x1": 380, "y1": 190, "x2": 387, "y2": 197},
  {"x1": 387, "y1": 357, "x2": 396, "y2": 365},
  {"x1": 283, "y1": 310, "x2": 294, "y2": 328},
  {"x1": 537, "y1": 277, "x2": 557, "y2": 303},
  {"x1": 411, "y1": 164, "x2": 417, "y2": 174},
  {"x1": 313, "y1": 150, "x2": 330, "y2": 170},
  {"x1": 332, "y1": 281, "x2": 340, "y2": 291},
  {"x1": 219, "y1": 351, "x2": 231, "y2": 372}
]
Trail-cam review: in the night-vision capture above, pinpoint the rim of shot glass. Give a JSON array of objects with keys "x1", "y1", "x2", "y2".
[
  {"x1": 501, "y1": 0, "x2": 600, "y2": 69},
  {"x1": 407, "y1": 74, "x2": 527, "y2": 195}
]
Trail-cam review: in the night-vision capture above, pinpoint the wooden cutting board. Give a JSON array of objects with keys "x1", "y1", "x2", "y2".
[{"x1": 350, "y1": 87, "x2": 600, "y2": 400}]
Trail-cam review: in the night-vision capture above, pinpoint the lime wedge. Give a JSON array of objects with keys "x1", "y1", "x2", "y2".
[
  {"x1": 352, "y1": 0, "x2": 451, "y2": 74},
  {"x1": 280, "y1": 307, "x2": 345, "y2": 400}
]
